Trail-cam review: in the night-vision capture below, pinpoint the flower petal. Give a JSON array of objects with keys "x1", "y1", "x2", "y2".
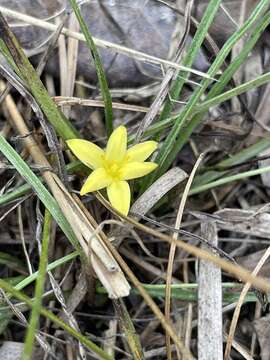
[
  {"x1": 80, "y1": 168, "x2": 112, "y2": 195},
  {"x1": 126, "y1": 141, "x2": 158, "y2": 162},
  {"x1": 105, "y1": 126, "x2": 127, "y2": 162},
  {"x1": 107, "y1": 181, "x2": 130, "y2": 215},
  {"x1": 67, "y1": 139, "x2": 105, "y2": 169},
  {"x1": 120, "y1": 161, "x2": 158, "y2": 180}
]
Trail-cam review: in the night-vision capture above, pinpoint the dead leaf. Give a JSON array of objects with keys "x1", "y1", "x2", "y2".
[{"x1": 131, "y1": 167, "x2": 187, "y2": 217}]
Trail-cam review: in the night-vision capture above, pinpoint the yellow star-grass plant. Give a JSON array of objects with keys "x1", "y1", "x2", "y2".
[{"x1": 67, "y1": 126, "x2": 158, "y2": 215}]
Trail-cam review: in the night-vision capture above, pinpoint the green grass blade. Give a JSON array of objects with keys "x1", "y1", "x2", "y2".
[
  {"x1": 206, "y1": 10, "x2": 270, "y2": 99},
  {"x1": 96, "y1": 283, "x2": 267, "y2": 303},
  {"x1": 0, "y1": 134, "x2": 80, "y2": 251},
  {"x1": 189, "y1": 165, "x2": 270, "y2": 196},
  {"x1": 22, "y1": 210, "x2": 51, "y2": 360},
  {"x1": 68, "y1": 0, "x2": 113, "y2": 136},
  {"x1": 0, "y1": 160, "x2": 85, "y2": 206},
  {"x1": 159, "y1": 0, "x2": 222, "y2": 122},
  {"x1": 15, "y1": 251, "x2": 79, "y2": 292},
  {"x1": 149, "y1": 0, "x2": 270, "y2": 185},
  {"x1": 114, "y1": 299, "x2": 145, "y2": 359},
  {"x1": 198, "y1": 71, "x2": 270, "y2": 113},
  {"x1": 217, "y1": 134, "x2": 270, "y2": 168},
  {"x1": 0, "y1": 279, "x2": 114, "y2": 360}
]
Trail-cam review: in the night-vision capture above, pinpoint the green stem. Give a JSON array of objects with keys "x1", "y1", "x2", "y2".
[
  {"x1": 189, "y1": 164, "x2": 270, "y2": 196},
  {"x1": 152, "y1": 0, "x2": 270, "y2": 182},
  {"x1": 68, "y1": 0, "x2": 113, "y2": 136},
  {"x1": 22, "y1": 210, "x2": 51, "y2": 360},
  {"x1": 0, "y1": 279, "x2": 114, "y2": 360}
]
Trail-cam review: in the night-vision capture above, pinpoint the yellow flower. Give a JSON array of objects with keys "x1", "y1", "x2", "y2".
[{"x1": 67, "y1": 126, "x2": 158, "y2": 215}]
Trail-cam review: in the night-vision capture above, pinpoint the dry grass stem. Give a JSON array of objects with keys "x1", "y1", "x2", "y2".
[
  {"x1": 198, "y1": 221, "x2": 223, "y2": 359},
  {"x1": 224, "y1": 245, "x2": 270, "y2": 359},
  {"x1": 165, "y1": 153, "x2": 204, "y2": 360},
  {"x1": 53, "y1": 96, "x2": 150, "y2": 113}
]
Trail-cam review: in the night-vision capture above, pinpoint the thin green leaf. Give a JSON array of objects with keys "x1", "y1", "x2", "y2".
[
  {"x1": 0, "y1": 134, "x2": 80, "y2": 251},
  {"x1": 159, "y1": 0, "x2": 222, "y2": 122},
  {"x1": 0, "y1": 279, "x2": 114, "y2": 360},
  {"x1": 22, "y1": 210, "x2": 51, "y2": 360},
  {"x1": 68, "y1": 0, "x2": 113, "y2": 136},
  {"x1": 0, "y1": 160, "x2": 85, "y2": 206},
  {"x1": 15, "y1": 251, "x2": 79, "y2": 292},
  {"x1": 96, "y1": 283, "x2": 268, "y2": 303},
  {"x1": 150, "y1": 0, "x2": 270, "y2": 185},
  {"x1": 190, "y1": 165, "x2": 270, "y2": 196}
]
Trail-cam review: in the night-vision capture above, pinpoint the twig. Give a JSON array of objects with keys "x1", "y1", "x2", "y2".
[
  {"x1": 53, "y1": 96, "x2": 150, "y2": 113},
  {"x1": 224, "y1": 245, "x2": 270, "y2": 359},
  {"x1": 198, "y1": 221, "x2": 223, "y2": 359},
  {"x1": 18, "y1": 204, "x2": 33, "y2": 275},
  {"x1": 165, "y1": 153, "x2": 204, "y2": 360}
]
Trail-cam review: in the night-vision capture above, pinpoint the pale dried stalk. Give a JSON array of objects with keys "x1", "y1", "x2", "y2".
[
  {"x1": 198, "y1": 221, "x2": 223, "y2": 360},
  {"x1": 53, "y1": 96, "x2": 150, "y2": 113},
  {"x1": 165, "y1": 154, "x2": 204, "y2": 360},
  {"x1": 1, "y1": 81, "x2": 130, "y2": 299},
  {"x1": 103, "y1": 319, "x2": 117, "y2": 357},
  {"x1": 18, "y1": 204, "x2": 33, "y2": 275},
  {"x1": 57, "y1": 17, "x2": 68, "y2": 100},
  {"x1": 63, "y1": 13, "x2": 80, "y2": 117}
]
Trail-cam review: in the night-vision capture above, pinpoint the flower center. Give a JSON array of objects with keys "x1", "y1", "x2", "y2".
[{"x1": 103, "y1": 159, "x2": 122, "y2": 180}]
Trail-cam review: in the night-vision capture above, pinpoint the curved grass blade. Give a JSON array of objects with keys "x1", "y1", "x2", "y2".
[
  {"x1": 146, "y1": 0, "x2": 270, "y2": 187},
  {"x1": 22, "y1": 210, "x2": 51, "y2": 360},
  {"x1": 0, "y1": 278, "x2": 114, "y2": 360},
  {"x1": 68, "y1": 0, "x2": 113, "y2": 136},
  {"x1": 0, "y1": 134, "x2": 80, "y2": 251},
  {"x1": 159, "y1": 0, "x2": 222, "y2": 122}
]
